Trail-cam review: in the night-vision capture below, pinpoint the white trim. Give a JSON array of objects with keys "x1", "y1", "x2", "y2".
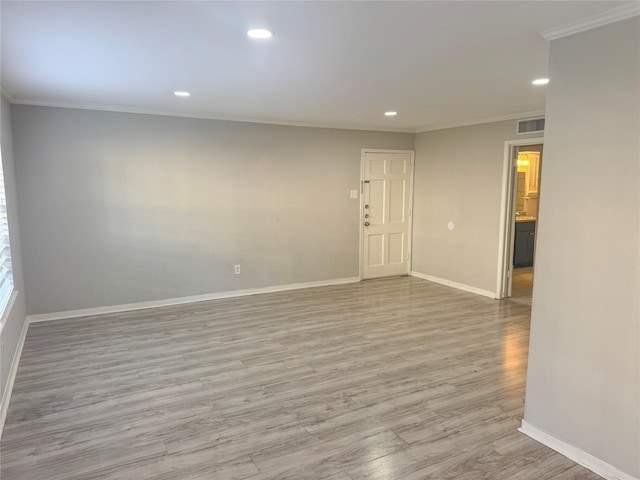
[
  {"x1": 360, "y1": 149, "x2": 415, "y2": 280},
  {"x1": 410, "y1": 271, "x2": 496, "y2": 299},
  {"x1": 496, "y1": 137, "x2": 544, "y2": 299},
  {"x1": 359, "y1": 152, "x2": 366, "y2": 281},
  {"x1": 7, "y1": 98, "x2": 552, "y2": 135},
  {"x1": 0, "y1": 87, "x2": 15, "y2": 103},
  {"x1": 28, "y1": 277, "x2": 361, "y2": 323},
  {"x1": 0, "y1": 289, "x2": 18, "y2": 335},
  {"x1": 407, "y1": 154, "x2": 414, "y2": 272},
  {"x1": 0, "y1": 312, "x2": 29, "y2": 437},
  {"x1": 519, "y1": 420, "x2": 638, "y2": 480},
  {"x1": 6, "y1": 99, "x2": 415, "y2": 134},
  {"x1": 541, "y1": 3, "x2": 640, "y2": 41},
  {"x1": 416, "y1": 110, "x2": 546, "y2": 133}
]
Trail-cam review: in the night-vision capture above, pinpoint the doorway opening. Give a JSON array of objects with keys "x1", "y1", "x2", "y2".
[{"x1": 496, "y1": 138, "x2": 544, "y2": 302}]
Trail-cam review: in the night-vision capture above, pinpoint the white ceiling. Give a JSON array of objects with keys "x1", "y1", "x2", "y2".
[{"x1": 0, "y1": 1, "x2": 634, "y2": 132}]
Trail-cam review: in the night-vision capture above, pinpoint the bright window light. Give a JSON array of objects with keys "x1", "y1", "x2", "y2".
[{"x1": 0, "y1": 146, "x2": 14, "y2": 323}]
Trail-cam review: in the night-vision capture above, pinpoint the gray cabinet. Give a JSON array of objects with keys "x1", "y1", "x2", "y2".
[{"x1": 513, "y1": 221, "x2": 535, "y2": 268}]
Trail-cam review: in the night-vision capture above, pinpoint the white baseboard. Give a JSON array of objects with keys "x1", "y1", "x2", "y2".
[
  {"x1": 0, "y1": 315, "x2": 29, "y2": 438},
  {"x1": 410, "y1": 271, "x2": 496, "y2": 299},
  {"x1": 519, "y1": 420, "x2": 638, "y2": 480},
  {"x1": 28, "y1": 276, "x2": 361, "y2": 323}
]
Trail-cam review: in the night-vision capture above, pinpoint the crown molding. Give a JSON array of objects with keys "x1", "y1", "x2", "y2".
[
  {"x1": 415, "y1": 110, "x2": 546, "y2": 134},
  {"x1": 7, "y1": 98, "x2": 416, "y2": 134},
  {"x1": 541, "y1": 3, "x2": 640, "y2": 41},
  {"x1": 0, "y1": 86, "x2": 15, "y2": 102},
  {"x1": 8, "y1": 98, "x2": 547, "y2": 135}
]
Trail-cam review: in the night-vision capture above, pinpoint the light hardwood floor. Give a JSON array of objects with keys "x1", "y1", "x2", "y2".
[
  {"x1": 1, "y1": 277, "x2": 600, "y2": 479},
  {"x1": 510, "y1": 267, "x2": 534, "y2": 306}
]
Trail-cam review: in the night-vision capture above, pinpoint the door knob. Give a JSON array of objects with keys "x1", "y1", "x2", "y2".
[
  {"x1": 364, "y1": 222, "x2": 370, "y2": 227},
  {"x1": 364, "y1": 214, "x2": 369, "y2": 218},
  {"x1": 364, "y1": 204, "x2": 369, "y2": 209}
]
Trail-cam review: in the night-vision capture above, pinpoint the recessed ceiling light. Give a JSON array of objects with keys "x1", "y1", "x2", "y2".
[
  {"x1": 174, "y1": 91, "x2": 191, "y2": 97},
  {"x1": 247, "y1": 29, "x2": 273, "y2": 39},
  {"x1": 532, "y1": 78, "x2": 550, "y2": 85},
  {"x1": 385, "y1": 111, "x2": 398, "y2": 116}
]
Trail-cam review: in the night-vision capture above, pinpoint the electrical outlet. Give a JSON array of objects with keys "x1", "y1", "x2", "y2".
[
  {"x1": 234, "y1": 265, "x2": 241, "y2": 275},
  {"x1": 350, "y1": 189, "x2": 358, "y2": 199}
]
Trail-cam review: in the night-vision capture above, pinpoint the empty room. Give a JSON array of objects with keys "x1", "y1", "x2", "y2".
[{"x1": 0, "y1": 1, "x2": 638, "y2": 479}]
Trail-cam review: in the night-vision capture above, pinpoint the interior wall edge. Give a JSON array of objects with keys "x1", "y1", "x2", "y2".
[
  {"x1": 0, "y1": 94, "x2": 30, "y2": 439},
  {"x1": 519, "y1": 420, "x2": 639, "y2": 480}
]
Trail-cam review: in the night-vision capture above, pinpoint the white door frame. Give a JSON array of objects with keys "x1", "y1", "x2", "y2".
[
  {"x1": 496, "y1": 137, "x2": 544, "y2": 299},
  {"x1": 359, "y1": 148, "x2": 415, "y2": 280}
]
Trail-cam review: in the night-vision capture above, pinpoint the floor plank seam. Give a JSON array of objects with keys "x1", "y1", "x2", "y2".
[{"x1": 0, "y1": 278, "x2": 601, "y2": 480}]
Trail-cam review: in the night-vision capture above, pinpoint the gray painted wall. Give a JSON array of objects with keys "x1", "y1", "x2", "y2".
[
  {"x1": 12, "y1": 106, "x2": 414, "y2": 315},
  {"x1": 0, "y1": 96, "x2": 28, "y2": 406},
  {"x1": 412, "y1": 120, "x2": 539, "y2": 293},
  {"x1": 524, "y1": 18, "x2": 639, "y2": 477}
]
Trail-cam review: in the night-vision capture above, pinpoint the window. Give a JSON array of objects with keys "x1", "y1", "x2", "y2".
[{"x1": 0, "y1": 147, "x2": 14, "y2": 319}]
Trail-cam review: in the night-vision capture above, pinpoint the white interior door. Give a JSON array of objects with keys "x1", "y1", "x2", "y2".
[{"x1": 361, "y1": 150, "x2": 413, "y2": 279}]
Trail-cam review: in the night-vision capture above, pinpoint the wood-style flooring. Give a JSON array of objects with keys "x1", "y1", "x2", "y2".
[
  {"x1": 1, "y1": 276, "x2": 600, "y2": 479},
  {"x1": 510, "y1": 267, "x2": 533, "y2": 306}
]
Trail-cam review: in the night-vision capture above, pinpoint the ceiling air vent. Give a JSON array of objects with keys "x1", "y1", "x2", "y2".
[{"x1": 517, "y1": 117, "x2": 545, "y2": 135}]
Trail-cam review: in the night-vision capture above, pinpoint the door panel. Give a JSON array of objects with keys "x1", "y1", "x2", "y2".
[
  {"x1": 369, "y1": 180, "x2": 385, "y2": 224},
  {"x1": 361, "y1": 150, "x2": 413, "y2": 279},
  {"x1": 369, "y1": 159, "x2": 386, "y2": 174},
  {"x1": 388, "y1": 233, "x2": 404, "y2": 264},
  {"x1": 389, "y1": 180, "x2": 405, "y2": 223},
  {"x1": 367, "y1": 234, "x2": 384, "y2": 266},
  {"x1": 390, "y1": 158, "x2": 406, "y2": 174}
]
